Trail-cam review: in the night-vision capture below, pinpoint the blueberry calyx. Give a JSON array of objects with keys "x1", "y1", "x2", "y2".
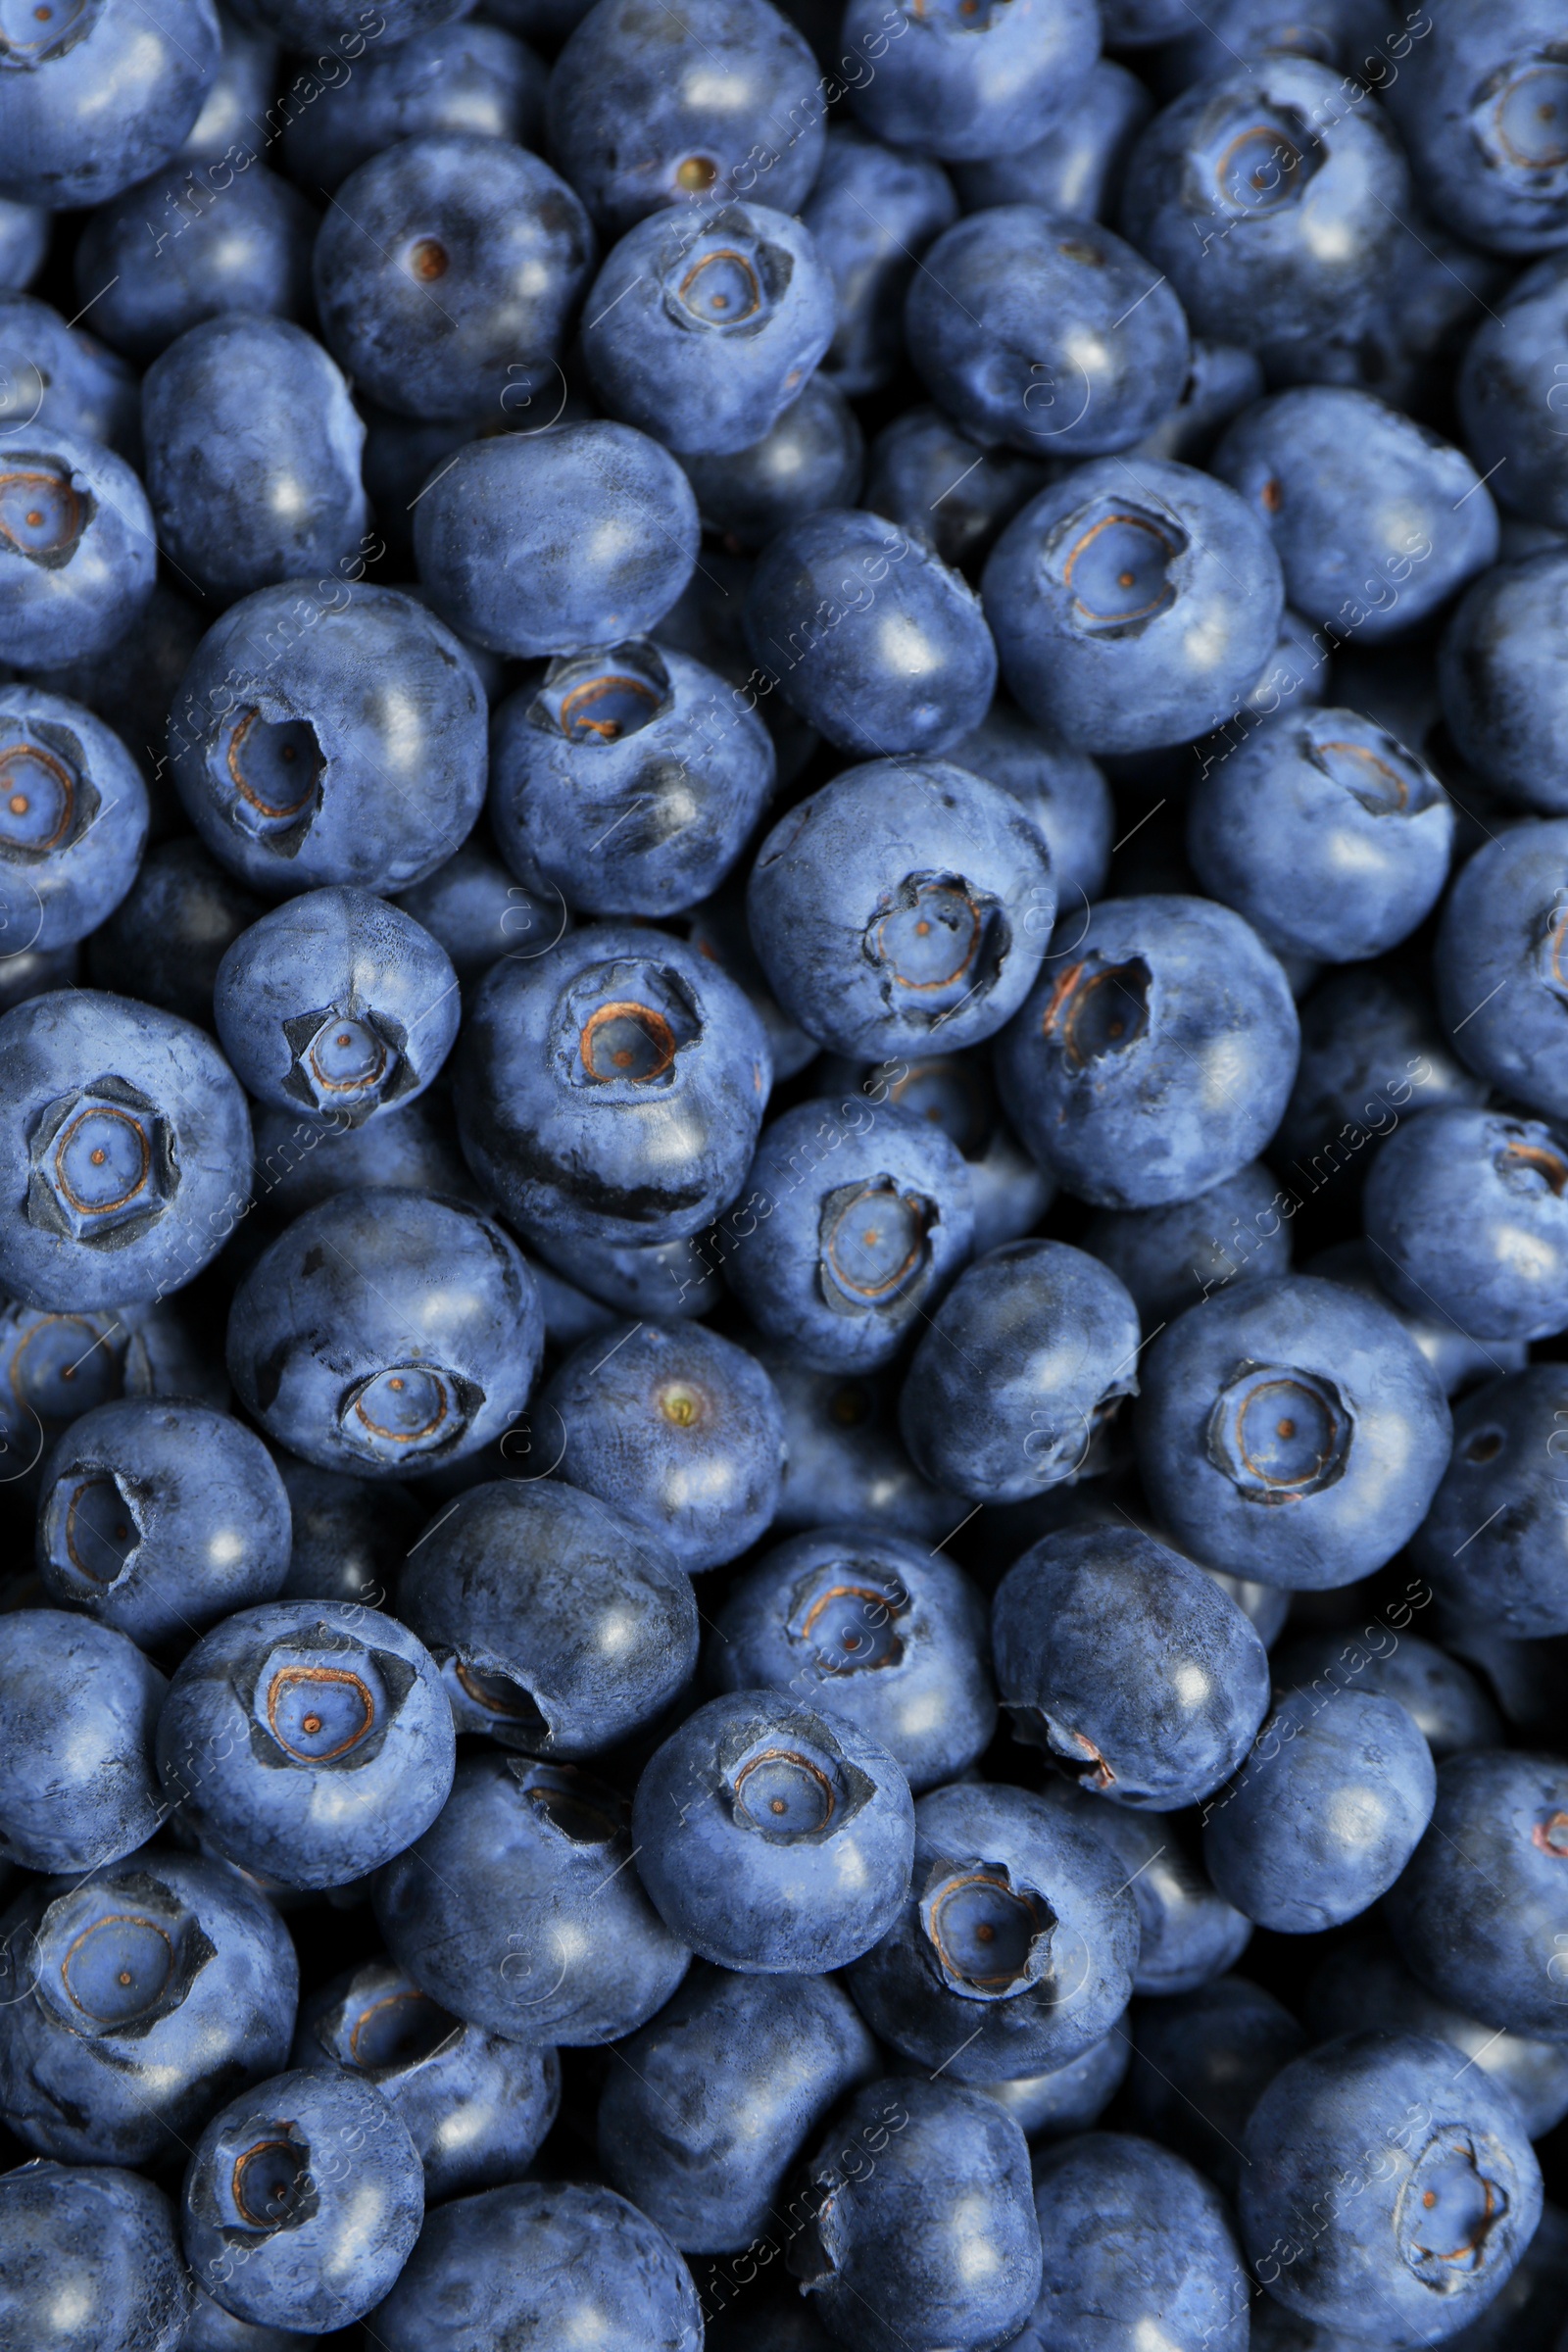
[
  {"x1": 1206, "y1": 1360, "x2": 1353, "y2": 1502},
  {"x1": 0, "y1": 457, "x2": 91, "y2": 567},
  {"x1": 918, "y1": 1859, "x2": 1054, "y2": 1998}
]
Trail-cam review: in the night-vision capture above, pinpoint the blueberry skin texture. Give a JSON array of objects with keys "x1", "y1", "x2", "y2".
[
  {"x1": 800, "y1": 126, "x2": 957, "y2": 400},
  {"x1": 1130, "y1": 1978, "x2": 1305, "y2": 2199},
  {"x1": 1025, "y1": 2132, "x2": 1250, "y2": 2352},
  {"x1": 169, "y1": 583, "x2": 487, "y2": 900},
  {"x1": 489, "y1": 640, "x2": 774, "y2": 917},
  {"x1": 414, "y1": 421, "x2": 699, "y2": 659},
  {"x1": 74, "y1": 165, "x2": 316, "y2": 366},
  {"x1": 35, "y1": 1398, "x2": 290, "y2": 1650},
  {"x1": 1437, "y1": 825, "x2": 1568, "y2": 1116},
  {"x1": 0, "y1": 2161, "x2": 190, "y2": 2352},
  {"x1": 951, "y1": 56, "x2": 1152, "y2": 218},
  {"x1": 679, "y1": 376, "x2": 864, "y2": 549},
  {"x1": 900, "y1": 1239, "x2": 1141, "y2": 1504},
  {"x1": 1240, "y1": 2033, "x2": 1544, "y2": 2345},
  {"x1": 947, "y1": 698, "x2": 1112, "y2": 906},
  {"x1": 863, "y1": 408, "x2": 1051, "y2": 577},
  {"x1": 315, "y1": 135, "x2": 593, "y2": 423},
  {"x1": 393, "y1": 837, "x2": 550, "y2": 994},
  {"x1": 0, "y1": 988, "x2": 252, "y2": 1312},
  {"x1": 908, "y1": 209, "x2": 1188, "y2": 460},
  {"x1": 0, "y1": 426, "x2": 157, "y2": 668},
  {"x1": 226, "y1": 1188, "x2": 543, "y2": 1476},
  {"x1": 846, "y1": 1780, "x2": 1138, "y2": 2082},
  {"x1": 1459, "y1": 254, "x2": 1568, "y2": 532},
  {"x1": 0, "y1": 293, "x2": 141, "y2": 457},
  {"x1": 293, "y1": 1956, "x2": 561, "y2": 2202},
  {"x1": 982, "y1": 462, "x2": 1284, "y2": 754},
  {"x1": 633, "y1": 1690, "x2": 915, "y2": 1974},
  {"x1": 141, "y1": 317, "x2": 368, "y2": 610},
  {"x1": 843, "y1": 0, "x2": 1097, "y2": 164},
  {"x1": 182, "y1": 2068, "x2": 423, "y2": 2333},
  {"x1": 1386, "y1": 1751, "x2": 1568, "y2": 2043},
  {"x1": 277, "y1": 1459, "x2": 416, "y2": 1609},
  {"x1": 793, "y1": 2077, "x2": 1042, "y2": 2352},
  {"x1": 1135, "y1": 1275, "x2": 1452, "y2": 1592},
  {"x1": 0, "y1": 1611, "x2": 167, "y2": 1876},
  {"x1": 454, "y1": 922, "x2": 770, "y2": 1250},
  {"x1": 721, "y1": 1097, "x2": 975, "y2": 1374},
  {"x1": 369, "y1": 2180, "x2": 703, "y2": 2352},
  {"x1": 598, "y1": 1963, "x2": 878, "y2": 2253},
  {"x1": 374, "y1": 1749, "x2": 691, "y2": 2044},
  {"x1": 1120, "y1": 58, "x2": 1410, "y2": 350},
  {"x1": 994, "y1": 1526, "x2": 1270, "y2": 1811},
  {"x1": 88, "y1": 840, "x2": 266, "y2": 1029},
  {"x1": 1084, "y1": 1159, "x2": 1293, "y2": 1328},
  {"x1": 1210, "y1": 389, "x2": 1498, "y2": 643},
  {"x1": 709, "y1": 1525, "x2": 996, "y2": 1792},
  {"x1": 995, "y1": 895, "x2": 1300, "y2": 1210},
  {"x1": 1411, "y1": 1372, "x2": 1568, "y2": 1639},
  {"x1": 279, "y1": 22, "x2": 547, "y2": 192},
  {"x1": 156, "y1": 1599, "x2": 454, "y2": 1890},
  {"x1": 178, "y1": 2285, "x2": 314, "y2": 2350},
  {"x1": 547, "y1": 0, "x2": 825, "y2": 240},
  {"x1": 1274, "y1": 1630, "x2": 1503, "y2": 1762},
  {"x1": 759, "y1": 1348, "x2": 966, "y2": 1546},
  {"x1": 214, "y1": 887, "x2": 460, "y2": 1130},
  {"x1": 747, "y1": 760, "x2": 1050, "y2": 1055},
  {"x1": 746, "y1": 514, "x2": 998, "y2": 758},
  {"x1": 969, "y1": 2032, "x2": 1130, "y2": 2143},
  {"x1": 1278, "y1": 961, "x2": 1486, "y2": 1190},
  {"x1": 1040, "y1": 1777, "x2": 1252, "y2": 1996},
  {"x1": 247, "y1": 0, "x2": 470, "y2": 40},
  {"x1": 0, "y1": 0, "x2": 220, "y2": 209},
  {"x1": 397, "y1": 1477, "x2": 699, "y2": 1754},
  {"x1": 250, "y1": 1093, "x2": 476, "y2": 1226},
  {"x1": 1440, "y1": 555, "x2": 1568, "y2": 809},
  {"x1": 1382, "y1": 0, "x2": 1568, "y2": 255},
  {"x1": 1363, "y1": 1106, "x2": 1568, "y2": 1343},
  {"x1": 0, "y1": 685, "x2": 148, "y2": 955},
  {"x1": 0, "y1": 1849, "x2": 297, "y2": 2167}
]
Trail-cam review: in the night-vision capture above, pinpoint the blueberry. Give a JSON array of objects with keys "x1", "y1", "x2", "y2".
[
  {"x1": 373, "y1": 1749, "x2": 691, "y2": 2042},
  {"x1": 176, "y1": 4, "x2": 277, "y2": 166},
  {"x1": 946, "y1": 698, "x2": 1112, "y2": 907},
  {"x1": 965, "y1": 2032, "x2": 1130, "y2": 2144},
  {"x1": 141, "y1": 316, "x2": 368, "y2": 609},
  {"x1": 413, "y1": 419, "x2": 699, "y2": 658},
  {"x1": 245, "y1": 0, "x2": 470, "y2": 39},
  {"x1": 0, "y1": 426, "x2": 157, "y2": 667},
  {"x1": 633, "y1": 1690, "x2": 914, "y2": 1973},
  {"x1": 276, "y1": 1458, "x2": 415, "y2": 1609},
  {"x1": 1459, "y1": 252, "x2": 1568, "y2": 535},
  {"x1": 89, "y1": 840, "x2": 266, "y2": 1030},
  {"x1": 1436, "y1": 823, "x2": 1568, "y2": 1107},
  {"x1": 799, "y1": 126, "x2": 956, "y2": 399},
  {"x1": 846, "y1": 1779, "x2": 1138, "y2": 2080},
  {"x1": 279, "y1": 21, "x2": 547, "y2": 191},
  {"x1": 1442, "y1": 552, "x2": 1568, "y2": 809},
  {"x1": 0, "y1": 202, "x2": 48, "y2": 291},
  {"x1": 841, "y1": 1051, "x2": 1052, "y2": 1256},
  {"x1": 226, "y1": 1188, "x2": 543, "y2": 1475},
  {"x1": 983, "y1": 461, "x2": 1284, "y2": 752},
  {"x1": 169, "y1": 581, "x2": 487, "y2": 900},
  {"x1": 35, "y1": 1397, "x2": 290, "y2": 1649},
  {"x1": 397, "y1": 1476, "x2": 699, "y2": 1750},
  {"x1": 1039, "y1": 1776, "x2": 1253, "y2": 1995},
  {"x1": 862, "y1": 409, "x2": 1051, "y2": 576},
  {"x1": 0, "y1": 1848, "x2": 297, "y2": 2166},
  {"x1": 1136, "y1": 1274, "x2": 1452, "y2": 1590},
  {"x1": 181, "y1": 2067, "x2": 423, "y2": 2334},
  {"x1": 745, "y1": 514, "x2": 998, "y2": 758},
  {"x1": 177, "y1": 2283, "x2": 314, "y2": 2349},
  {"x1": 1382, "y1": 0, "x2": 1568, "y2": 254},
  {"x1": 1024, "y1": 2131, "x2": 1250, "y2": 2351},
  {"x1": 369, "y1": 2179, "x2": 704, "y2": 2352},
  {"x1": 293, "y1": 1955, "x2": 560, "y2": 2201},
  {"x1": 1084, "y1": 1159, "x2": 1294, "y2": 1327},
  {"x1": 679, "y1": 376, "x2": 864, "y2": 549},
  {"x1": 951, "y1": 57, "x2": 1153, "y2": 219},
  {"x1": 757, "y1": 1349, "x2": 965, "y2": 1545},
  {"x1": 30, "y1": 579, "x2": 205, "y2": 828},
  {"x1": 393, "y1": 836, "x2": 556, "y2": 995},
  {"x1": 489, "y1": 638, "x2": 774, "y2": 916},
  {"x1": 1409, "y1": 1371, "x2": 1568, "y2": 1638},
  {"x1": 250, "y1": 1092, "x2": 477, "y2": 1223},
  {"x1": 843, "y1": 0, "x2": 1097, "y2": 163},
  {"x1": 0, "y1": 0, "x2": 220, "y2": 208},
  {"x1": 1135, "y1": 1977, "x2": 1305, "y2": 2203},
  {"x1": 1133, "y1": 339, "x2": 1268, "y2": 469},
  {"x1": 1277, "y1": 961, "x2": 1486, "y2": 1200},
  {"x1": 1240, "y1": 2033, "x2": 1543, "y2": 2344},
  {"x1": 454, "y1": 921, "x2": 769, "y2": 1250},
  {"x1": 0, "y1": 2160, "x2": 190, "y2": 2351},
  {"x1": 996, "y1": 895, "x2": 1299, "y2": 1208},
  {"x1": 1274, "y1": 1627, "x2": 1503, "y2": 1759},
  {"x1": 531, "y1": 1222, "x2": 723, "y2": 1324},
  {"x1": 0, "y1": 988, "x2": 252, "y2": 1311},
  {"x1": 0, "y1": 1610, "x2": 166, "y2": 1874},
  {"x1": 0, "y1": 684, "x2": 148, "y2": 956},
  {"x1": 74, "y1": 164, "x2": 316, "y2": 366},
  {"x1": 0, "y1": 292, "x2": 140, "y2": 455},
  {"x1": 1363, "y1": 1105, "x2": 1568, "y2": 1342},
  {"x1": 0, "y1": 1293, "x2": 222, "y2": 1496}
]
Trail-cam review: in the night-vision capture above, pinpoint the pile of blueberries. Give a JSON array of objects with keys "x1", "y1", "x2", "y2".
[{"x1": 8, "y1": 0, "x2": 1568, "y2": 2345}]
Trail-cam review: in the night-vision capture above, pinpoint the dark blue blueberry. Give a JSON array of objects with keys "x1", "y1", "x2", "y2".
[
  {"x1": 179, "y1": 2283, "x2": 314, "y2": 2348},
  {"x1": 1023, "y1": 2132, "x2": 1250, "y2": 2352},
  {"x1": 397, "y1": 1476, "x2": 699, "y2": 1751},
  {"x1": 1136, "y1": 1274, "x2": 1452, "y2": 1590},
  {"x1": 909, "y1": 209, "x2": 1189, "y2": 460},
  {"x1": 0, "y1": 1610, "x2": 166, "y2": 1874},
  {"x1": 0, "y1": 426, "x2": 156, "y2": 667},
  {"x1": 837, "y1": 1050, "x2": 1052, "y2": 1255},
  {"x1": 1131, "y1": 1978, "x2": 1307, "y2": 2200},
  {"x1": 1274, "y1": 1626, "x2": 1503, "y2": 1760},
  {"x1": 0, "y1": 2161, "x2": 189, "y2": 2351},
  {"x1": 995, "y1": 895, "x2": 1299, "y2": 1208},
  {"x1": 414, "y1": 419, "x2": 699, "y2": 658},
  {"x1": 1120, "y1": 58, "x2": 1411, "y2": 352},
  {"x1": 633, "y1": 1690, "x2": 914, "y2": 1973},
  {"x1": 0, "y1": 1848, "x2": 297, "y2": 2166},
  {"x1": 1383, "y1": 0, "x2": 1568, "y2": 254},
  {"x1": 744, "y1": 514, "x2": 998, "y2": 757},
  {"x1": 88, "y1": 840, "x2": 266, "y2": 1029},
  {"x1": 656, "y1": 539, "x2": 820, "y2": 786},
  {"x1": 490, "y1": 639, "x2": 773, "y2": 917},
  {"x1": 756, "y1": 1348, "x2": 965, "y2": 1545},
  {"x1": 861, "y1": 409, "x2": 1051, "y2": 576},
  {"x1": 1132, "y1": 338, "x2": 1267, "y2": 468},
  {"x1": 846, "y1": 1779, "x2": 1137, "y2": 2080},
  {"x1": 964, "y1": 2031, "x2": 1130, "y2": 2144},
  {"x1": 30, "y1": 579, "x2": 205, "y2": 831},
  {"x1": 844, "y1": 0, "x2": 1097, "y2": 162},
  {"x1": 1276, "y1": 961, "x2": 1485, "y2": 1200},
  {"x1": 994, "y1": 1525, "x2": 1270, "y2": 1810},
  {"x1": 0, "y1": 1293, "x2": 222, "y2": 1498},
  {"x1": 277, "y1": 1458, "x2": 415, "y2": 1608},
  {"x1": 74, "y1": 164, "x2": 316, "y2": 366},
  {"x1": 1040, "y1": 1776, "x2": 1252, "y2": 1994},
  {"x1": 951, "y1": 57, "x2": 1152, "y2": 218},
  {"x1": 370, "y1": 2180, "x2": 703, "y2": 2352},
  {"x1": 175, "y1": 1, "x2": 276, "y2": 163},
  {"x1": 679, "y1": 376, "x2": 863, "y2": 549},
  {"x1": 1240, "y1": 2034, "x2": 1543, "y2": 2343},
  {"x1": 250, "y1": 1092, "x2": 476, "y2": 1223},
  {"x1": 1459, "y1": 252, "x2": 1568, "y2": 534},
  {"x1": 393, "y1": 837, "x2": 555, "y2": 995},
  {"x1": 0, "y1": 988, "x2": 252, "y2": 1310},
  {"x1": 673, "y1": 886, "x2": 815, "y2": 1082},
  {"x1": 280, "y1": 20, "x2": 547, "y2": 190},
  {"x1": 547, "y1": 0, "x2": 825, "y2": 239},
  {"x1": 1085, "y1": 1159, "x2": 1293, "y2": 1328},
  {"x1": 455, "y1": 920, "x2": 769, "y2": 1250},
  {"x1": 181, "y1": 2066, "x2": 423, "y2": 2334},
  {"x1": 531, "y1": 1222, "x2": 723, "y2": 1323},
  {"x1": 1363, "y1": 1105, "x2": 1568, "y2": 1342},
  {"x1": 0, "y1": 685, "x2": 148, "y2": 956},
  {"x1": 35, "y1": 1397, "x2": 290, "y2": 1649},
  {"x1": 0, "y1": 293, "x2": 140, "y2": 455},
  {"x1": 374, "y1": 1748, "x2": 691, "y2": 2041},
  {"x1": 947, "y1": 698, "x2": 1111, "y2": 908},
  {"x1": 141, "y1": 316, "x2": 368, "y2": 609},
  {"x1": 0, "y1": 201, "x2": 48, "y2": 290},
  {"x1": 900, "y1": 1239, "x2": 1141, "y2": 1502},
  {"x1": 0, "y1": 0, "x2": 220, "y2": 207},
  {"x1": 246, "y1": 0, "x2": 470, "y2": 39},
  {"x1": 1410, "y1": 1371, "x2": 1568, "y2": 1638},
  {"x1": 791, "y1": 2078, "x2": 1041, "y2": 2352},
  {"x1": 799, "y1": 126, "x2": 956, "y2": 399},
  {"x1": 1160, "y1": 0, "x2": 1387, "y2": 90},
  {"x1": 709, "y1": 1524, "x2": 996, "y2": 1791},
  {"x1": 982, "y1": 461, "x2": 1283, "y2": 752},
  {"x1": 1441, "y1": 553, "x2": 1568, "y2": 808},
  {"x1": 293, "y1": 1955, "x2": 560, "y2": 2201},
  {"x1": 1203, "y1": 1685, "x2": 1436, "y2": 1932},
  {"x1": 226, "y1": 1187, "x2": 543, "y2": 1475},
  {"x1": 598, "y1": 1963, "x2": 877, "y2": 2251},
  {"x1": 1437, "y1": 823, "x2": 1568, "y2": 1108}
]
